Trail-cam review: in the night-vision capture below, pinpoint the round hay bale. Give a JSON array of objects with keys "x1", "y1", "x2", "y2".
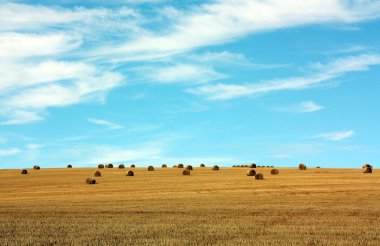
[
  {"x1": 316, "y1": 166, "x2": 321, "y2": 168},
  {"x1": 255, "y1": 173, "x2": 264, "y2": 180},
  {"x1": 86, "y1": 178, "x2": 96, "y2": 184},
  {"x1": 118, "y1": 164, "x2": 125, "y2": 169},
  {"x1": 299, "y1": 164, "x2": 307, "y2": 170},
  {"x1": 130, "y1": 164, "x2": 136, "y2": 168},
  {"x1": 212, "y1": 165, "x2": 219, "y2": 171},
  {"x1": 186, "y1": 165, "x2": 193, "y2": 170},
  {"x1": 94, "y1": 171, "x2": 102, "y2": 177},
  {"x1": 183, "y1": 170, "x2": 191, "y2": 176},
  {"x1": 249, "y1": 163, "x2": 256, "y2": 168},
  {"x1": 177, "y1": 164, "x2": 184, "y2": 168},
  {"x1": 246, "y1": 169, "x2": 256, "y2": 176},
  {"x1": 33, "y1": 165, "x2": 40, "y2": 170},
  {"x1": 200, "y1": 163, "x2": 206, "y2": 167},
  {"x1": 173, "y1": 165, "x2": 178, "y2": 168},
  {"x1": 232, "y1": 165, "x2": 236, "y2": 167},
  {"x1": 363, "y1": 167, "x2": 373, "y2": 173},
  {"x1": 148, "y1": 166, "x2": 155, "y2": 171},
  {"x1": 98, "y1": 164, "x2": 104, "y2": 169},
  {"x1": 107, "y1": 163, "x2": 113, "y2": 168},
  {"x1": 271, "y1": 169, "x2": 279, "y2": 175},
  {"x1": 162, "y1": 164, "x2": 167, "y2": 168},
  {"x1": 126, "y1": 170, "x2": 134, "y2": 176},
  {"x1": 67, "y1": 164, "x2": 72, "y2": 168},
  {"x1": 21, "y1": 169, "x2": 28, "y2": 175}
]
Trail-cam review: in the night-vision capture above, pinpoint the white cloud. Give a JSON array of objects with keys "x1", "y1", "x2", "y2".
[
  {"x1": 26, "y1": 144, "x2": 44, "y2": 150},
  {"x1": 88, "y1": 118, "x2": 123, "y2": 130},
  {"x1": 277, "y1": 101, "x2": 324, "y2": 113},
  {"x1": 187, "y1": 54, "x2": 380, "y2": 100},
  {"x1": 145, "y1": 64, "x2": 225, "y2": 84},
  {"x1": 315, "y1": 130, "x2": 355, "y2": 141},
  {"x1": 0, "y1": 71, "x2": 123, "y2": 124},
  {"x1": 0, "y1": 148, "x2": 20, "y2": 157},
  {"x1": 95, "y1": 0, "x2": 380, "y2": 61}
]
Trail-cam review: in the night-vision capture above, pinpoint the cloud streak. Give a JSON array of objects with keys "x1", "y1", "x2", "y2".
[
  {"x1": 88, "y1": 118, "x2": 123, "y2": 130},
  {"x1": 315, "y1": 130, "x2": 355, "y2": 141},
  {"x1": 187, "y1": 54, "x2": 380, "y2": 100}
]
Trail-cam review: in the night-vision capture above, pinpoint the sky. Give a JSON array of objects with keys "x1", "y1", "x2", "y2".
[{"x1": 0, "y1": 0, "x2": 380, "y2": 169}]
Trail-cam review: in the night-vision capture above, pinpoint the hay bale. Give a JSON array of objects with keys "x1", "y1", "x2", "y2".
[
  {"x1": 249, "y1": 163, "x2": 256, "y2": 168},
  {"x1": 126, "y1": 170, "x2": 134, "y2": 176},
  {"x1": 107, "y1": 163, "x2": 113, "y2": 168},
  {"x1": 21, "y1": 169, "x2": 28, "y2": 175},
  {"x1": 173, "y1": 165, "x2": 178, "y2": 168},
  {"x1": 118, "y1": 164, "x2": 125, "y2": 169},
  {"x1": 244, "y1": 165, "x2": 249, "y2": 167},
  {"x1": 316, "y1": 166, "x2": 321, "y2": 168},
  {"x1": 362, "y1": 164, "x2": 372, "y2": 169},
  {"x1": 200, "y1": 163, "x2": 206, "y2": 167},
  {"x1": 148, "y1": 166, "x2": 155, "y2": 171},
  {"x1": 271, "y1": 169, "x2": 279, "y2": 175},
  {"x1": 177, "y1": 164, "x2": 184, "y2": 168},
  {"x1": 67, "y1": 164, "x2": 72, "y2": 168},
  {"x1": 94, "y1": 171, "x2": 102, "y2": 177},
  {"x1": 183, "y1": 170, "x2": 191, "y2": 176},
  {"x1": 98, "y1": 164, "x2": 104, "y2": 169},
  {"x1": 363, "y1": 167, "x2": 373, "y2": 173},
  {"x1": 246, "y1": 169, "x2": 256, "y2": 176},
  {"x1": 86, "y1": 178, "x2": 96, "y2": 184},
  {"x1": 255, "y1": 173, "x2": 264, "y2": 180},
  {"x1": 299, "y1": 164, "x2": 307, "y2": 170},
  {"x1": 186, "y1": 165, "x2": 193, "y2": 170},
  {"x1": 232, "y1": 165, "x2": 236, "y2": 167},
  {"x1": 130, "y1": 164, "x2": 136, "y2": 168},
  {"x1": 212, "y1": 165, "x2": 219, "y2": 171},
  {"x1": 33, "y1": 165, "x2": 40, "y2": 170},
  {"x1": 162, "y1": 164, "x2": 167, "y2": 168}
]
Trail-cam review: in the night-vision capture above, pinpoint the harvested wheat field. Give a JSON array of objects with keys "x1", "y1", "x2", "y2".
[{"x1": 0, "y1": 167, "x2": 379, "y2": 245}]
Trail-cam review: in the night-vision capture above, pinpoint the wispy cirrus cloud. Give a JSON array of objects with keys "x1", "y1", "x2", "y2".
[
  {"x1": 187, "y1": 53, "x2": 380, "y2": 100},
  {"x1": 315, "y1": 130, "x2": 355, "y2": 141},
  {"x1": 277, "y1": 101, "x2": 324, "y2": 113},
  {"x1": 88, "y1": 118, "x2": 123, "y2": 130},
  {"x1": 0, "y1": 148, "x2": 20, "y2": 157}
]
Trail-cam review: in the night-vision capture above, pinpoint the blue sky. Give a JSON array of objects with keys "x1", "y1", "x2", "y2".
[{"x1": 1, "y1": 0, "x2": 380, "y2": 168}]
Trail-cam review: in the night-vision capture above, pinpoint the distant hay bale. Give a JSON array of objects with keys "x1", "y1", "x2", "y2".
[
  {"x1": 266, "y1": 166, "x2": 270, "y2": 168},
  {"x1": 363, "y1": 167, "x2": 372, "y2": 173},
  {"x1": 162, "y1": 164, "x2": 167, "y2": 168},
  {"x1": 21, "y1": 169, "x2": 28, "y2": 175},
  {"x1": 118, "y1": 164, "x2": 125, "y2": 169},
  {"x1": 363, "y1": 164, "x2": 373, "y2": 174},
  {"x1": 148, "y1": 166, "x2": 155, "y2": 171},
  {"x1": 126, "y1": 170, "x2": 134, "y2": 176},
  {"x1": 107, "y1": 163, "x2": 113, "y2": 168},
  {"x1": 271, "y1": 169, "x2": 279, "y2": 175},
  {"x1": 249, "y1": 163, "x2": 257, "y2": 168},
  {"x1": 177, "y1": 164, "x2": 184, "y2": 168},
  {"x1": 255, "y1": 173, "x2": 264, "y2": 180},
  {"x1": 200, "y1": 163, "x2": 206, "y2": 167},
  {"x1": 33, "y1": 165, "x2": 40, "y2": 170},
  {"x1": 316, "y1": 166, "x2": 321, "y2": 168},
  {"x1": 212, "y1": 165, "x2": 219, "y2": 171},
  {"x1": 98, "y1": 164, "x2": 104, "y2": 169},
  {"x1": 94, "y1": 171, "x2": 102, "y2": 177},
  {"x1": 246, "y1": 169, "x2": 256, "y2": 176},
  {"x1": 270, "y1": 166, "x2": 274, "y2": 168},
  {"x1": 67, "y1": 164, "x2": 72, "y2": 168},
  {"x1": 299, "y1": 164, "x2": 307, "y2": 170},
  {"x1": 244, "y1": 165, "x2": 249, "y2": 167},
  {"x1": 232, "y1": 165, "x2": 236, "y2": 167},
  {"x1": 186, "y1": 165, "x2": 193, "y2": 170},
  {"x1": 86, "y1": 178, "x2": 96, "y2": 184},
  {"x1": 183, "y1": 170, "x2": 191, "y2": 176},
  {"x1": 130, "y1": 164, "x2": 136, "y2": 168},
  {"x1": 173, "y1": 165, "x2": 178, "y2": 168}
]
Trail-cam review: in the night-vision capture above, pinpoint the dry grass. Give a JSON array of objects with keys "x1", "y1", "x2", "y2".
[{"x1": 0, "y1": 167, "x2": 379, "y2": 245}]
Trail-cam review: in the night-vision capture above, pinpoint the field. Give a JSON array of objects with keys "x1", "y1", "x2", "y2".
[{"x1": 0, "y1": 166, "x2": 379, "y2": 245}]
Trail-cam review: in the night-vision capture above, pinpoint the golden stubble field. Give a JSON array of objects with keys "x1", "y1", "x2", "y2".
[{"x1": 0, "y1": 166, "x2": 379, "y2": 245}]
